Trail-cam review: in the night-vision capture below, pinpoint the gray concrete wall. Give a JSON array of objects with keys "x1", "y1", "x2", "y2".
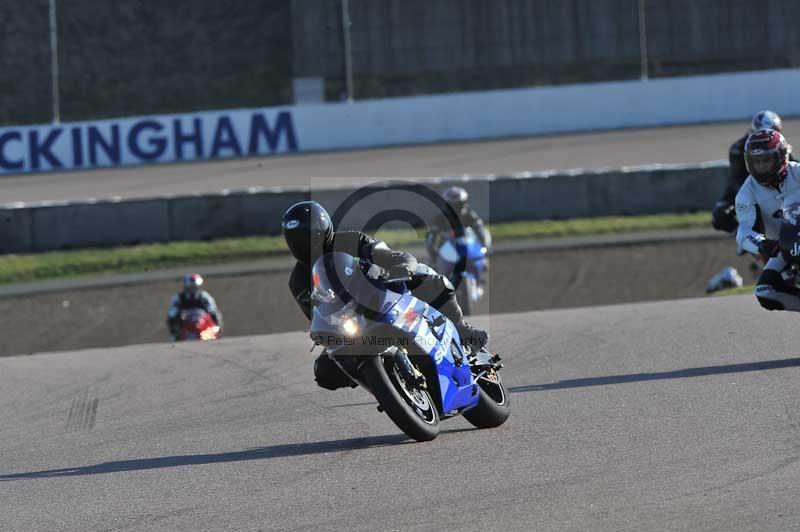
[{"x1": 0, "y1": 162, "x2": 727, "y2": 253}]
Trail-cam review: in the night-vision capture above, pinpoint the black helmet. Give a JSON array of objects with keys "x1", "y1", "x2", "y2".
[
  {"x1": 282, "y1": 201, "x2": 334, "y2": 264},
  {"x1": 442, "y1": 186, "x2": 468, "y2": 215}
]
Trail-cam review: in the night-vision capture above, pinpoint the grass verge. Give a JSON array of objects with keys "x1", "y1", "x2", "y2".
[{"x1": 0, "y1": 211, "x2": 711, "y2": 285}]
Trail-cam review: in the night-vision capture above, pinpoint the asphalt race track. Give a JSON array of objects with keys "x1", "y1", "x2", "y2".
[
  {"x1": 3, "y1": 295, "x2": 800, "y2": 531},
  {"x1": 4, "y1": 119, "x2": 800, "y2": 204},
  {"x1": 0, "y1": 235, "x2": 760, "y2": 357},
  {"x1": 2, "y1": 120, "x2": 797, "y2": 530}
]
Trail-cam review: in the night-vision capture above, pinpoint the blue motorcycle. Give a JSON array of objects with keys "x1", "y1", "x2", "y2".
[
  {"x1": 310, "y1": 252, "x2": 509, "y2": 442},
  {"x1": 435, "y1": 228, "x2": 488, "y2": 316}
]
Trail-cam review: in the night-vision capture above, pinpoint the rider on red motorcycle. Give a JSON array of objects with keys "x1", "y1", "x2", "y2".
[{"x1": 166, "y1": 273, "x2": 223, "y2": 340}]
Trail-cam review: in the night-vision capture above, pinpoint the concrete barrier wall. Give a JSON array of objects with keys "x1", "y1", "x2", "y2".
[
  {"x1": 3, "y1": 68, "x2": 800, "y2": 176},
  {"x1": 0, "y1": 162, "x2": 727, "y2": 254}
]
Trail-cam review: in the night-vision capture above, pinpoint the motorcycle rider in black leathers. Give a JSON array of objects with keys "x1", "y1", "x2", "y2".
[
  {"x1": 712, "y1": 110, "x2": 793, "y2": 233},
  {"x1": 282, "y1": 201, "x2": 489, "y2": 391}
]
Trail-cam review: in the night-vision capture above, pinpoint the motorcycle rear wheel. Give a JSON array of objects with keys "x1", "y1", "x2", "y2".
[{"x1": 363, "y1": 354, "x2": 440, "y2": 442}]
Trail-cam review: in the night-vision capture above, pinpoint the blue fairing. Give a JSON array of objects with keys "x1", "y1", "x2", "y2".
[
  {"x1": 463, "y1": 237, "x2": 487, "y2": 261},
  {"x1": 310, "y1": 252, "x2": 479, "y2": 415},
  {"x1": 437, "y1": 232, "x2": 487, "y2": 280},
  {"x1": 390, "y1": 292, "x2": 478, "y2": 414}
]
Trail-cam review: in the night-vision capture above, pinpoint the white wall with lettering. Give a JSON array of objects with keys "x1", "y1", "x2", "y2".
[{"x1": 2, "y1": 68, "x2": 799, "y2": 175}]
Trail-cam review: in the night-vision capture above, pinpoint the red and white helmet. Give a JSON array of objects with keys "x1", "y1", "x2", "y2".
[
  {"x1": 183, "y1": 273, "x2": 204, "y2": 299},
  {"x1": 744, "y1": 129, "x2": 788, "y2": 187}
]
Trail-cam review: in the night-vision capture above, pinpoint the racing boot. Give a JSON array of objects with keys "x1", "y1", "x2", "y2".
[
  {"x1": 409, "y1": 270, "x2": 489, "y2": 350},
  {"x1": 456, "y1": 320, "x2": 489, "y2": 351},
  {"x1": 433, "y1": 288, "x2": 489, "y2": 350}
]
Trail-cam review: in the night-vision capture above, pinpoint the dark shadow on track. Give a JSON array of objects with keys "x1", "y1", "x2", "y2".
[
  {"x1": 509, "y1": 356, "x2": 800, "y2": 393},
  {"x1": 0, "y1": 434, "x2": 410, "y2": 481},
  {"x1": 0, "y1": 428, "x2": 476, "y2": 481}
]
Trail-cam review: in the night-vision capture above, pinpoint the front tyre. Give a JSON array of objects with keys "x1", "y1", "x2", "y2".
[
  {"x1": 463, "y1": 369, "x2": 510, "y2": 429},
  {"x1": 362, "y1": 355, "x2": 440, "y2": 442}
]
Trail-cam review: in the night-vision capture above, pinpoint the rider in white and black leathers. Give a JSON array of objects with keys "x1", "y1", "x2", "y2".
[
  {"x1": 713, "y1": 110, "x2": 794, "y2": 233},
  {"x1": 282, "y1": 201, "x2": 489, "y2": 391},
  {"x1": 735, "y1": 130, "x2": 800, "y2": 311}
]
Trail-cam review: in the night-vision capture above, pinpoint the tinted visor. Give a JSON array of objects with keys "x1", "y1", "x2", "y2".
[
  {"x1": 447, "y1": 199, "x2": 466, "y2": 214},
  {"x1": 184, "y1": 285, "x2": 200, "y2": 298},
  {"x1": 285, "y1": 227, "x2": 326, "y2": 264},
  {"x1": 745, "y1": 151, "x2": 780, "y2": 183}
]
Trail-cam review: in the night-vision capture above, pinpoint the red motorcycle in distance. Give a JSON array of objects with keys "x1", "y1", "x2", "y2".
[{"x1": 177, "y1": 308, "x2": 221, "y2": 341}]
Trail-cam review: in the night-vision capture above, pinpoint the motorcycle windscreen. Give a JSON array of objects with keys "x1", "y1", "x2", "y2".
[
  {"x1": 437, "y1": 239, "x2": 460, "y2": 264},
  {"x1": 438, "y1": 232, "x2": 485, "y2": 263},
  {"x1": 311, "y1": 252, "x2": 406, "y2": 320}
]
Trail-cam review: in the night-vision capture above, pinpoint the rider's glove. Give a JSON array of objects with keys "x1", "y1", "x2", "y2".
[
  {"x1": 365, "y1": 263, "x2": 389, "y2": 281},
  {"x1": 758, "y1": 238, "x2": 780, "y2": 262},
  {"x1": 386, "y1": 263, "x2": 413, "y2": 280}
]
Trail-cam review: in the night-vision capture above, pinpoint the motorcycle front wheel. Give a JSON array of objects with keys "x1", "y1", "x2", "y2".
[
  {"x1": 462, "y1": 368, "x2": 510, "y2": 429},
  {"x1": 363, "y1": 354, "x2": 440, "y2": 442}
]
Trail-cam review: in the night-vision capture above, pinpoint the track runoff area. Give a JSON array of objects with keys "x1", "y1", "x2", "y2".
[{"x1": 2, "y1": 121, "x2": 799, "y2": 530}]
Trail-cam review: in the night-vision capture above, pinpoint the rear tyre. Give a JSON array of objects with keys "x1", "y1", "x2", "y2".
[
  {"x1": 362, "y1": 355, "x2": 440, "y2": 442},
  {"x1": 463, "y1": 370, "x2": 510, "y2": 429}
]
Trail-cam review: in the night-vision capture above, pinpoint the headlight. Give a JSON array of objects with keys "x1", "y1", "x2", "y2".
[{"x1": 340, "y1": 317, "x2": 360, "y2": 336}]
